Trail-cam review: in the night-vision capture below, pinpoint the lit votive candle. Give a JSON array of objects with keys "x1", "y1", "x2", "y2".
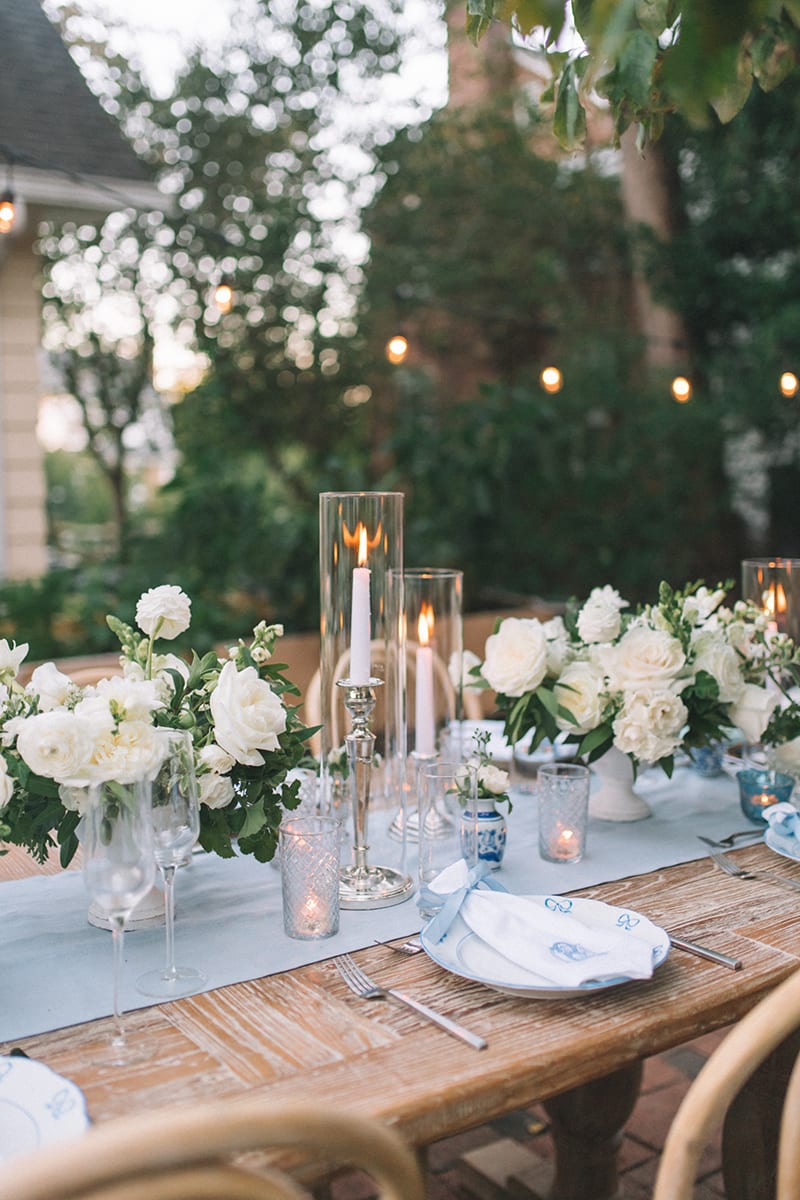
[
  {"x1": 538, "y1": 764, "x2": 590, "y2": 865},
  {"x1": 737, "y1": 769, "x2": 795, "y2": 824},
  {"x1": 279, "y1": 816, "x2": 341, "y2": 940}
]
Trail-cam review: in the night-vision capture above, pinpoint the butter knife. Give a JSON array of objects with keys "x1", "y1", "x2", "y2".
[{"x1": 669, "y1": 935, "x2": 742, "y2": 971}]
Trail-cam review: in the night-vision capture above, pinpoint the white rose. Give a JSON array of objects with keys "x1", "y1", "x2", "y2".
[
  {"x1": 0, "y1": 638, "x2": 28, "y2": 682},
  {"x1": 543, "y1": 616, "x2": 570, "y2": 676},
  {"x1": 728, "y1": 683, "x2": 780, "y2": 744},
  {"x1": 599, "y1": 625, "x2": 686, "y2": 692},
  {"x1": 199, "y1": 772, "x2": 235, "y2": 810},
  {"x1": 691, "y1": 631, "x2": 745, "y2": 704},
  {"x1": 553, "y1": 661, "x2": 606, "y2": 734},
  {"x1": 477, "y1": 763, "x2": 510, "y2": 795},
  {"x1": 482, "y1": 618, "x2": 548, "y2": 697},
  {"x1": 58, "y1": 783, "x2": 90, "y2": 814},
  {"x1": 89, "y1": 718, "x2": 164, "y2": 784},
  {"x1": 576, "y1": 586, "x2": 628, "y2": 644},
  {"x1": 15, "y1": 711, "x2": 95, "y2": 783},
  {"x1": 135, "y1": 585, "x2": 192, "y2": 640},
  {"x1": 199, "y1": 742, "x2": 236, "y2": 775},
  {"x1": 27, "y1": 662, "x2": 74, "y2": 712},
  {"x1": 0, "y1": 758, "x2": 14, "y2": 810},
  {"x1": 613, "y1": 688, "x2": 688, "y2": 763},
  {"x1": 209, "y1": 661, "x2": 287, "y2": 766}
]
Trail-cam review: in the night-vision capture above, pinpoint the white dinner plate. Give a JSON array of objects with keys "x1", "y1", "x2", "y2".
[
  {"x1": 420, "y1": 895, "x2": 670, "y2": 999},
  {"x1": 765, "y1": 827, "x2": 800, "y2": 862},
  {"x1": 0, "y1": 1056, "x2": 89, "y2": 1163}
]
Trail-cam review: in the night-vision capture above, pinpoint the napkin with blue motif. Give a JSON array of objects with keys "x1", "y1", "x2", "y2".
[
  {"x1": 764, "y1": 802, "x2": 800, "y2": 858},
  {"x1": 421, "y1": 860, "x2": 666, "y2": 989}
]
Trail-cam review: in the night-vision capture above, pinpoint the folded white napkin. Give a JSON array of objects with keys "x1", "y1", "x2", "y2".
[{"x1": 427, "y1": 860, "x2": 663, "y2": 989}]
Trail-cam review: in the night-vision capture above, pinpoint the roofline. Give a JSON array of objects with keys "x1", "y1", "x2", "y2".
[{"x1": 12, "y1": 164, "x2": 163, "y2": 214}]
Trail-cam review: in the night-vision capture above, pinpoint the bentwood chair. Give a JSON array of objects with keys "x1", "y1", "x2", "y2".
[
  {"x1": 653, "y1": 966, "x2": 800, "y2": 1199},
  {"x1": 3, "y1": 1100, "x2": 426, "y2": 1200}
]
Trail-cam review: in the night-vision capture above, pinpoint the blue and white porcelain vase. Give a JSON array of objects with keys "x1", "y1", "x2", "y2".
[{"x1": 460, "y1": 798, "x2": 507, "y2": 870}]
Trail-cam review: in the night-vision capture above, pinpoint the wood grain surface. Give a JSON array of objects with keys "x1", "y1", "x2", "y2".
[{"x1": 3, "y1": 842, "x2": 799, "y2": 1149}]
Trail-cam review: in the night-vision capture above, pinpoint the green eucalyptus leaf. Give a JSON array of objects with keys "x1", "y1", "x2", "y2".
[
  {"x1": 617, "y1": 29, "x2": 660, "y2": 108},
  {"x1": 553, "y1": 61, "x2": 587, "y2": 150}
]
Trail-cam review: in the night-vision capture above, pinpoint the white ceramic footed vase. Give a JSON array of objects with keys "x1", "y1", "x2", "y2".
[{"x1": 589, "y1": 747, "x2": 652, "y2": 822}]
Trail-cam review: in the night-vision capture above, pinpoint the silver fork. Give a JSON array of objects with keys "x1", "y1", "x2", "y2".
[
  {"x1": 334, "y1": 954, "x2": 487, "y2": 1050},
  {"x1": 706, "y1": 846, "x2": 800, "y2": 893}
]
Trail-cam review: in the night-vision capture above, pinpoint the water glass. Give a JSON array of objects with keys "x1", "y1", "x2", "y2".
[
  {"x1": 279, "y1": 815, "x2": 341, "y2": 940},
  {"x1": 538, "y1": 763, "x2": 590, "y2": 864},
  {"x1": 418, "y1": 760, "x2": 476, "y2": 916}
]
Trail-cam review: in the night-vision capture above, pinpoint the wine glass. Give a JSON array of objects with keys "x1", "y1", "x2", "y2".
[
  {"x1": 137, "y1": 729, "x2": 206, "y2": 998},
  {"x1": 81, "y1": 776, "x2": 156, "y2": 1066}
]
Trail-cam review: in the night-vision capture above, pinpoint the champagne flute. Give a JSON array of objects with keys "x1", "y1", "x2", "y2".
[
  {"x1": 82, "y1": 776, "x2": 156, "y2": 1066},
  {"x1": 137, "y1": 729, "x2": 206, "y2": 998}
]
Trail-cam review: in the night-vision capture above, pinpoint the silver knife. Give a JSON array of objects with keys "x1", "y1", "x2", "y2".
[{"x1": 669, "y1": 935, "x2": 742, "y2": 971}]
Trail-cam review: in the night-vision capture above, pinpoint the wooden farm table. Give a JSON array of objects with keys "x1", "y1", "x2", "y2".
[{"x1": 3, "y1": 842, "x2": 799, "y2": 1199}]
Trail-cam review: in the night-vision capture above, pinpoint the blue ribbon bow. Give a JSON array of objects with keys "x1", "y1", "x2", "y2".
[{"x1": 418, "y1": 860, "x2": 508, "y2": 944}]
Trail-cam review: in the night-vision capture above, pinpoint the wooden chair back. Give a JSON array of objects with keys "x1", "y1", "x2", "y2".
[
  {"x1": 3, "y1": 1100, "x2": 425, "y2": 1200},
  {"x1": 653, "y1": 966, "x2": 800, "y2": 1200}
]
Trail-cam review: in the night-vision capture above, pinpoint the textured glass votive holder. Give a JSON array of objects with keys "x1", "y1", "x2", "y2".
[
  {"x1": 538, "y1": 764, "x2": 590, "y2": 864},
  {"x1": 279, "y1": 816, "x2": 341, "y2": 940},
  {"x1": 737, "y1": 769, "x2": 795, "y2": 824}
]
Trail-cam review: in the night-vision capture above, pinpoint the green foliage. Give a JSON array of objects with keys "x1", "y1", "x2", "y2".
[{"x1": 462, "y1": 1, "x2": 800, "y2": 145}]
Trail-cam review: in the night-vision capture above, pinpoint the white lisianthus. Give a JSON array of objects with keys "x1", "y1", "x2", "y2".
[
  {"x1": 209, "y1": 661, "x2": 287, "y2": 766},
  {"x1": 553, "y1": 661, "x2": 607, "y2": 734},
  {"x1": 599, "y1": 625, "x2": 686, "y2": 691},
  {"x1": 0, "y1": 757, "x2": 14, "y2": 810},
  {"x1": 728, "y1": 683, "x2": 780, "y2": 744},
  {"x1": 482, "y1": 618, "x2": 548, "y2": 697},
  {"x1": 89, "y1": 718, "x2": 164, "y2": 784},
  {"x1": 199, "y1": 772, "x2": 235, "y2": 810},
  {"x1": 691, "y1": 631, "x2": 745, "y2": 704},
  {"x1": 613, "y1": 688, "x2": 688, "y2": 763},
  {"x1": 15, "y1": 710, "x2": 95, "y2": 783},
  {"x1": 477, "y1": 763, "x2": 510, "y2": 795},
  {"x1": 135, "y1": 585, "x2": 192, "y2": 640},
  {"x1": 682, "y1": 587, "x2": 726, "y2": 625},
  {"x1": 448, "y1": 649, "x2": 483, "y2": 694},
  {"x1": 576, "y1": 586, "x2": 628, "y2": 644},
  {"x1": 199, "y1": 742, "x2": 236, "y2": 775},
  {"x1": 543, "y1": 616, "x2": 570, "y2": 676},
  {"x1": 27, "y1": 662, "x2": 74, "y2": 712},
  {"x1": 0, "y1": 638, "x2": 28, "y2": 683}
]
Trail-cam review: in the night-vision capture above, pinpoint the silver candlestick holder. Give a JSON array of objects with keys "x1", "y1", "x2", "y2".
[{"x1": 337, "y1": 678, "x2": 413, "y2": 909}]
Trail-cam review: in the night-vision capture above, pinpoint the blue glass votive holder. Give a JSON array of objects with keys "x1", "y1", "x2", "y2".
[{"x1": 737, "y1": 769, "x2": 795, "y2": 824}]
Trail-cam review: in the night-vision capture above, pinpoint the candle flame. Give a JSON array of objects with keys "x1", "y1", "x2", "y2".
[
  {"x1": 342, "y1": 520, "x2": 382, "y2": 565},
  {"x1": 418, "y1": 602, "x2": 435, "y2": 646},
  {"x1": 762, "y1": 584, "x2": 788, "y2": 618}
]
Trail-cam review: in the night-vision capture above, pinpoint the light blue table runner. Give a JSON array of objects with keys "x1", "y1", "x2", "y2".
[{"x1": 0, "y1": 767, "x2": 747, "y2": 1042}]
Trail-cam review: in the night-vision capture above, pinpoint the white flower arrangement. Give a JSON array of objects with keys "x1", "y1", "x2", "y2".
[
  {"x1": 0, "y1": 586, "x2": 312, "y2": 865},
  {"x1": 479, "y1": 581, "x2": 797, "y2": 776}
]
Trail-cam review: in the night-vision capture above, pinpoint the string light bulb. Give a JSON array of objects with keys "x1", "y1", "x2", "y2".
[
  {"x1": 0, "y1": 189, "x2": 16, "y2": 235},
  {"x1": 539, "y1": 365, "x2": 563, "y2": 394},
  {"x1": 213, "y1": 279, "x2": 234, "y2": 313},
  {"x1": 385, "y1": 334, "x2": 409, "y2": 365},
  {"x1": 780, "y1": 371, "x2": 799, "y2": 398},
  {"x1": 671, "y1": 375, "x2": 692, "y2": 404}
]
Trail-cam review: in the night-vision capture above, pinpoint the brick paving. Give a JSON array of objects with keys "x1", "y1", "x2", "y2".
[{"x1": 330, "y1": 1029, "x2": 729, "y2": 1199}]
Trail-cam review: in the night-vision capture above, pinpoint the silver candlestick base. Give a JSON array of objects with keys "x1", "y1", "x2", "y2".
[{"x1": 337, "y1": 678, "x2": 413, "y2": 909}]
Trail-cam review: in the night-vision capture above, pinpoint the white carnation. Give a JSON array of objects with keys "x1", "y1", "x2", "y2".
[
  {"x1": 613, "y1": 688, "x2": 688, "y2": 763},
  {"x1": 135, "y1": 585, "x2": 192, "y2": 640},
  {"x1": 482, "y1": 618, "x2": 548, "y2": 697}
]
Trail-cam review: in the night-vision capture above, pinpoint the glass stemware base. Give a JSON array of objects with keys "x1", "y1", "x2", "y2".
[{"x1": 136, "y1": 963, "x2": 207, "y2": 999}]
